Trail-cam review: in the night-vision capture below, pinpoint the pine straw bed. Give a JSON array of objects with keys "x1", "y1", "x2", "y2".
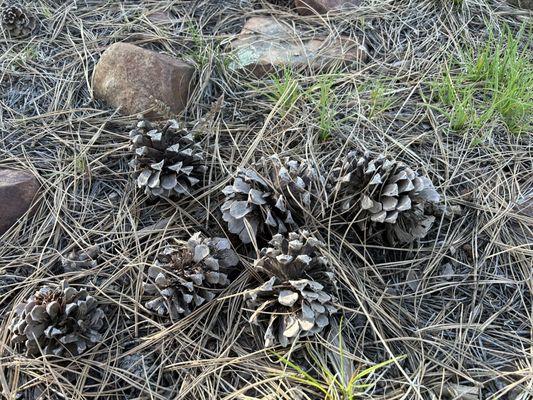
[{"x1": 0, "y1": 0, "x2": 531, "y2": 399}]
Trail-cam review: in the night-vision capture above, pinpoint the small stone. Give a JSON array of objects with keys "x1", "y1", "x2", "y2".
[
  {"x1": 295, "y1": 0, "x2": 362, "y2": 15},
  {"x1": 146, "y1": 10, "x2": 175, "y2": 25},
  {"x1": 0, "y1": 169, "x2": 40, "y2": 235},
  {"x1": 229, "y1": 16, "x2": 367, "y2": 77},
  {"x1": 92, "y1": 43, "x2": 195, "y2": 119}
]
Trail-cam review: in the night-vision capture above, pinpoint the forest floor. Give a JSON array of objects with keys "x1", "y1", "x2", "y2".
[{"x1": 0, "y1": 1, "x2": 531, "y2": 399}]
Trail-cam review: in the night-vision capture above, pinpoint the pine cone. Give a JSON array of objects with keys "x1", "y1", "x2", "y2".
[
  {"x1": 261, "y1": 155, "x2": 326, "y2": 210},
  {"x1": 61, "y1": 246, "x2": 100, "y2": 272},
  {"x1": 143, "y1": 233, "x2": 239, "y2": 319},
  {"x1": 0, "y1": 274, "x2": 16, "y2": 297},
  {"x1": 129, "y1": 118, "x2": 208, "y2": 199},
  {"x1": 116, "y1": 351, "x2": 173, "y2": 398},
  {"x1": 0, "y1": 274, "x2": 19, "y2": 315},
  {"x1": 10, "y1": 374, "x2": 62, "y2": 400},
  {"x1": 221, "y1": 167, "x2": 296, "y2": 244},
  {"x1": 246, "y1": 231, "x2": 337, "y2": 347},
  {"x1": 9, "y1": 281, "x2": 105, "y2": 356},
  {"x1": 1, "y1": 5, "x2": 36, "y2": 37},
  {"x1": 118, "y1": 352, "x2": 156, "y2": 378},
  {"x1": 332, "y1": 150, "x2": 440, "y2": 243}
]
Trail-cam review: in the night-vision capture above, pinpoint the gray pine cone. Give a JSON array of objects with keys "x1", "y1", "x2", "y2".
[
  {"x1": 11, "y1": 375, "x2": 62, "y2": 400},
  {"x1": 1, "y1": 5, "x2": 36, "y2": 37},
  {"x1": 118, "y1": 352, "x2": 156, "y2": 379},
  {"x1": 0, "y1": 274, "x2": 17, "y2": 298},
  {"x1": 221, "y1": 167, "x2": 295, "y2": 244},
  {"x1": 9, "y1": 281, "x2": 105, "y2": 356},
  {"x1": 129, "y1": 118, "x2": 208, "y2": 198},
  {"x1": 262, "y1": 155, "x2": 326, "y2": 210},
  {"x1": 143, "y1": 233, "x2": 239, "y2": 320},
  {"x1": 61, "y1": 246, "x2": 100, "y2": 272},
  {"x1": 246, "y1": 231, "x2": 337, "y2": 347},
  {"x1": 332, "y1": 150, "x2": 440, "y2": 243}
]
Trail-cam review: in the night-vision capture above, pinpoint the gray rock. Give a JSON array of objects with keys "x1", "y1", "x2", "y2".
[
  {"x1": 146, "y1": 10, "x2": 175, "y2": 25},
  {"x1": 442, "y1": 383, "x2": 479, "y2": 400},
  {"x1": 0, "y1": 169, "x2": 40, "y2": 235},
  {"x1": 228, "y1": 16, "x2": 367, "y2": 77},
  {"x1": 92, "y1": 43, "x2": 195, "y2": 119}
]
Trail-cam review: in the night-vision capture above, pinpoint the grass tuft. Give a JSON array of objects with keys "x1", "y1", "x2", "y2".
[
  {"x1": 276, "y1": 320, "x2": 405, "y2": 399},
  {"x1": 306, "y1": 74, "x2": 339, "y2": 141},
  {"x1": 265, "y1": 67, "x2": 303, "y2": 118},
  {"x1": 432, "y1": 24, "x2": 532, "y2": 137}
]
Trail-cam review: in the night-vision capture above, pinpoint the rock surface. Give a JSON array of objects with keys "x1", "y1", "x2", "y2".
[
  {"x1": 0, "y1": 169, "x2": 40, "y2": 235},
  {"x1": 229, "y1": 16, "x2": 367, "y2": 77},
  {"x1": 92, "y1": 43, "x2": 195, "y2": 119},
  {"x1": 294, "y1": 0, "x2": 361, "y2": 15},
  {"x1": 146, "y1": 10, "x2": 175, "y2": 25}
]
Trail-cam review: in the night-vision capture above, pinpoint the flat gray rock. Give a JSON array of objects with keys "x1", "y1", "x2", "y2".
[
  {"x1": 294, "y1": 0, "x2": 362, "y2": 15},
  {"x1": 229, "y1": 16, "x2": 368, "y2": 77}
]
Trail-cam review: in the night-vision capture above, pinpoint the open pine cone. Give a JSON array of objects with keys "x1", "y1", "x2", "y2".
[
  {"x1": 9, "y1": 281, "x2": 105, "y2": 356},
  {"x1": 129, "y1": 118, "x2": 208, "y2": 198},
  {"x1": 143, "y1": 233, "x2": 239, "y2": 320},
  {"x1": 1, "y1": 4, "x2": 36, "y2": 37},
  {"x1": 261, "y1": 155, "x2": 326, "y2": 211},
  {"x1": 8, "y1": 374, "x2": 63, "y2": 400},
  {"x1": 332, "y1": 150, "x2": 440, "y2": 243},
  {"x1": 246, "y1": 231, "x2": 337, "y2": 347},
  {"x1": 118, "y1": 352, "x2": 157, "y2": 379},
  {"x1": 61, "y1": 246, "x2": 100, "y2": 272},
  {"x1": 221, "y1": 167, "x2": 296, "y2": 244}
]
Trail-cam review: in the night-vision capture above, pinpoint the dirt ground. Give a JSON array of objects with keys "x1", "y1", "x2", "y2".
[{"x1": 0, "y1": 1, "x2": 531, "y2": 399}]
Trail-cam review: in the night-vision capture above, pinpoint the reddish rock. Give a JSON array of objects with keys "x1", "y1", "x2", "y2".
[
  {"x1": 92, "y1": 43, "x2": 195, "y2": 119},
  {"x1": 0, "y1": 169, "x2": 40, "y2": 235},
  {"x1": 229, "y1": 16, "x2": 367, "y2": 77},
  {"x1": 294, "y1": 0, "x2": 361, "y2": 15},
  {"x1": 146, "y1": 10, "x2": 175, "y2": 25}
]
